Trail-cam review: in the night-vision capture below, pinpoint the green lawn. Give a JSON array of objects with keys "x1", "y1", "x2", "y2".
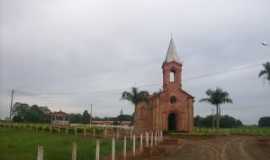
[{"x1": 0, "y1": 128, "x2": 129, "y2": 160}]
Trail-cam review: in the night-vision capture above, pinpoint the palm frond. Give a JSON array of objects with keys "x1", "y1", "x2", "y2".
[{"x1": 258, "y1": 70, "x2": 267, "y2": 77}]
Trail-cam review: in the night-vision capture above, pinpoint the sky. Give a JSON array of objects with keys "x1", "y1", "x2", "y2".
[{"x1": 0, "y1": 0, "x2": 270, "y2": 124}]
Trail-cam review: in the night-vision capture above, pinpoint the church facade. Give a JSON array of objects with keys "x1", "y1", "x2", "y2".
[{"x1": 134, "y1": 38, "x2": 194, "y2": 132}]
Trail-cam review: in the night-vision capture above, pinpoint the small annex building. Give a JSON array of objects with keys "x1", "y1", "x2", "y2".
[{"x1": 134, "y1": 38, "x2": 194, "y2": 132}]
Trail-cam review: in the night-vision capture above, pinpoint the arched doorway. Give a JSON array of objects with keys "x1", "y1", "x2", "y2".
[{"x1": 168, "y1": 113, "x2": 177, "y2": 131}]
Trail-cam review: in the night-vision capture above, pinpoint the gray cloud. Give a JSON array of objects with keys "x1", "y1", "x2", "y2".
[{"x1": 1, "y1": 0, "x2": 270, "y2": 124}]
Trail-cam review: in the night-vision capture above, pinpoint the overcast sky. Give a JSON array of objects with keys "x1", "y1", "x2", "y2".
[{"x1": 1, "y1": 0, "x2": 270, "y2": 124}]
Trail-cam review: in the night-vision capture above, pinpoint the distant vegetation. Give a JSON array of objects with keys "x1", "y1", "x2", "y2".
[
  {"x1": 194, "y1": 115, "x2": 242, "y2": 128},
  {"x1": 12, "y1": 103, "x2": 51, "y2": 123},
  {"x1": 11, "y1": 102, "x2": 132, "y2": 124},
  {"x1": 258, "y1": 116, "x2": 270, "y2": 127}
]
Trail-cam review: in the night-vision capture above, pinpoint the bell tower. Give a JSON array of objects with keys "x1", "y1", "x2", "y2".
[{"x1": 162, "y1": 37, "x2": 182, "y2": 91}]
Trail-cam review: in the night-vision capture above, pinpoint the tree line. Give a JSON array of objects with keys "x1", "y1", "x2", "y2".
[
  {"x1": 10, "y1": 102, "x2": 132, "y2": 124},
  {"x1": 194, "y1": 115, "x2": 242, "y2": 128}
]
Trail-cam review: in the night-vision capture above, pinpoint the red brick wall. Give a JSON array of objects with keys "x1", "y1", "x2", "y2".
[{"x1": 134, "y1": 61, "x2": 194, "y2": 132}]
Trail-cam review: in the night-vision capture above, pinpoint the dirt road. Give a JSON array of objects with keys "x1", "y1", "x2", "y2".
[{"x1": 136, "y1": 136, "x2": 270, "y2": 160}]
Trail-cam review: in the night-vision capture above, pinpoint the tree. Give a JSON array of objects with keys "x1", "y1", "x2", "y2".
[
  {"x1": 69, "y1": 114, "x2": 83, "y2": 123},
  {"x1": 258, "y1": 62, "x2": 270, "y2": 82},
  {"x1": 258, "y1": 117, "x2": 270, "y2": 127},
  {"x1": 12, "y1": 102, "x2": 50, "y2": 123},
  {"x1": 121, "y1": 87, "x2": 149, "y2": 124},
  {"x1": 199, "y1": 88, "x2": 233, "y2": 128},
  {"x1": 82, "y1": 110, "x2": 91, "y2": 124}
]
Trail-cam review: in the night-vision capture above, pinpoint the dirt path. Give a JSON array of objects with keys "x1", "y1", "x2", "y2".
[{"x1": 136, "y1": 136, "x2": 270, "y2": 160}]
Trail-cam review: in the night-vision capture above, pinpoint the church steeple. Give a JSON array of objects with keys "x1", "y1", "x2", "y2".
[
  {"x1": 164, "y1": 37, "x2": 181, "y2": 63},
  {"x1": 162, "y1": 37, "x2": 182, "y2": 90}
]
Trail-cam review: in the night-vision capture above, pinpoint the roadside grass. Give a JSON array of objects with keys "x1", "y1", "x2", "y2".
[
  {"x1": 0, "y1": 127, "x2": 131, "y2": 160},
  {"x1": 167, "y1": 127, "x2": 270, "y2": 137},
  {"x1": 192, "y1": 127, "x2": 270, "y2": 136}
]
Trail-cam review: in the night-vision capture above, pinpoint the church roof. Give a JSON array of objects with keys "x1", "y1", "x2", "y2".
[{"x1": 164, "y1": 37, "x2": 181, "y2": 63}]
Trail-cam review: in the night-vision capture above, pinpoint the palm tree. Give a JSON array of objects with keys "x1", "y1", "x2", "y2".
[
  {"x1": 199, "y1": 88, "x2": 233, "y2": 128},
  {"x1": 121, "y1": 87, "x2": 149, "y2": 124},
  {"x1": 258, "y1": 62, "x2": 270, "y2": 81}
]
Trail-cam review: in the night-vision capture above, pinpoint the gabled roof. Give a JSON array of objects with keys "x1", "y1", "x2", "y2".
[
  {"x1": 181, "y1": 89, "x2": 194, "y2": 99},
  {"x1": 164, "y1": 37, "x2": 181, "y2": 63}
]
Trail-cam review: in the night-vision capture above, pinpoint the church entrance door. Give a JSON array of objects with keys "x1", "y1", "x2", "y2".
[{"x1": 168, "y1": 113, "x2": 177, "y2": 131}]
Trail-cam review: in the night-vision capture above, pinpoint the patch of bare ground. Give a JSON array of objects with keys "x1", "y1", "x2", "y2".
[{"x1": 127, "y1": 136, "x2": 270, "y2": 160}]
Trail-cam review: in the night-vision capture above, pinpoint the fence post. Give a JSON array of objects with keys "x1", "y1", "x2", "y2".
[
  {"x1": 72, "y1": 142, "x2": 77, "y2": 160},
  {"x1": 74, "y1": 127, "x2": 77, "y2": 136},
  {"x1": 123, "y1": 136, "x2": 127, "y2": 160},
  {"x1": 160, "y1": 131, "x2": 163, "y2": 142},
  {"x1": 116, "y1": 128, "x2": 119, "y2": 139},
  {"x1": 96, "y1": 139, "x2": 100, "y2": 160},
  {"x1": 130, "y1": 130, "x2": 133, "y2": 141},
  {"x1": 158, "y1": 130, "x2": 162, "y2": 142},
  {"x1": 133, "y1": 134, "x2": 136, "y2": 157},
  {"x1": 154, "y1": 131, "x2": 157, "y2": 146},
  {"x1": 37, "y1": 145, "x2": 44, "y2": 160},
  {"x1": 150, "y1": 131, "x2": 153, "y2": 148},
  {"x1": 65, "y1": 127, "x2": 69, "y2": 135},
  {"x1": 84, "y1": 128, "x2": 86, "y2": 137},
  {"x1": 93, "y1": 128, "x2": 96, "y2": 137},
  {"x1": 145, "y1": 132, "x2": 149, "y2": 147},
  {"x1": 112, "y1": 137, "x2": 115, "y2": 160},
  {"x1": 104, "y1": 128, "x2": 107, "y2": 137},
  {"x1": 140, "y1": 133, "x2": 143, "y2": 152}
]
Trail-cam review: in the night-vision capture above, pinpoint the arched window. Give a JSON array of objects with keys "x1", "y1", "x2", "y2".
[
  {"x1": 169, "y1": 70, "x2": 175, "y2": 82},
  {"x1": 170, "y1": 96, "x2": 177, "y2": 104}
]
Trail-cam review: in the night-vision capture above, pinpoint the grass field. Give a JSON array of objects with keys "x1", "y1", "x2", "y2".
[
  {"x1": 192, "y1": 127, "x2": 270, "y2": 136},
  {"x1": 0, "y1": 127, "x2": 130, "y2": 160}
]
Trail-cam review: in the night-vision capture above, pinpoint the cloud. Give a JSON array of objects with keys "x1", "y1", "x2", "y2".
[{"x1": 1, "y1": 0, "x2": 270, "y2": 124}]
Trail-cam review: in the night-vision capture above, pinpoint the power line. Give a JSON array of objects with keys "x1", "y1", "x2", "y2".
[{"x1": 11, "y1": 59, "x2": 269, "y2": 97}]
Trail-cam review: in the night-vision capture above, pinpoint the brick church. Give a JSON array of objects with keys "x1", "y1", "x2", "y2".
[{"x1": 134, "y1": 38, "x2": 194, "y2": 132}]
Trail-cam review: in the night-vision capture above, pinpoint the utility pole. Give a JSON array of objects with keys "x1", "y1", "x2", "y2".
[
  {"x1": 9, "y1": 89, "x2": 15, "y2": 121},
  {"x1": 90, "y1": 104, "x2": 93, "y2": 128}
]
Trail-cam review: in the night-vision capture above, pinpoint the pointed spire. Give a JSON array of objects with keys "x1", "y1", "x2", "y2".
[{"x1": 164, "y1": 36, "x2": 180, "y2": 63}]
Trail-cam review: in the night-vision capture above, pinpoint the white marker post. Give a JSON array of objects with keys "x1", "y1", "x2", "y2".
[
  {"x1": 104, "y1": 128, "x2": 107, "y2": 137},
  {"x1": 145, "y1": 132, "x2": 149, "y2": 147},
  {"x1": 74, "y1": 128, "x2": 77, "y2": 136},
  {"x1": 112, "y1": 137, "x2": 115, "y2": 160},
  {"x1": 116, "y1": 128, "x2": 119, "y2": 139},
  {"x1": 37, "y1": 145, "x2": 44, "y2": 160},
  {"x1": 123, "y1": 136, "x2": 127, "y2": 160},
  {"x1": 150, "y1": 132, "x2": 153, "y2": 148},
  {"x1": 130, "y1": 130, "x2": 133, "y2": 141},
  {"x1": 154, "y1": 131, "x2": 157, "y2": 146},
  {"x1": 133, "y1": 134, "x2": 136, "y2": 157},
  {"x1": 93, "y1": 128, "x2": 96, "y2": 137},
  {"x1": 140, "y1": 134, "x2": 143, "y2": 152},
  {"x1": 65, "y1": 127, "x2": 69, "y2": 135},
  {"x1": 96, "y1": 139, "x2": 100, "y2": 160},
  {"x1": 72, "y1": 142, "x2": 77, "y2": 160},
  {"x1": 161, "y1": 131, "x2": 163, "y2": 142},
  {"x1": 83, "y1": 127, "x2": 86, "y2": 137}
]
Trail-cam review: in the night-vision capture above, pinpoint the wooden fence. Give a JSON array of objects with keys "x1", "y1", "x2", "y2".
[{"x1": 0, "y1": 122, "x2": 164, "y2": 160}]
